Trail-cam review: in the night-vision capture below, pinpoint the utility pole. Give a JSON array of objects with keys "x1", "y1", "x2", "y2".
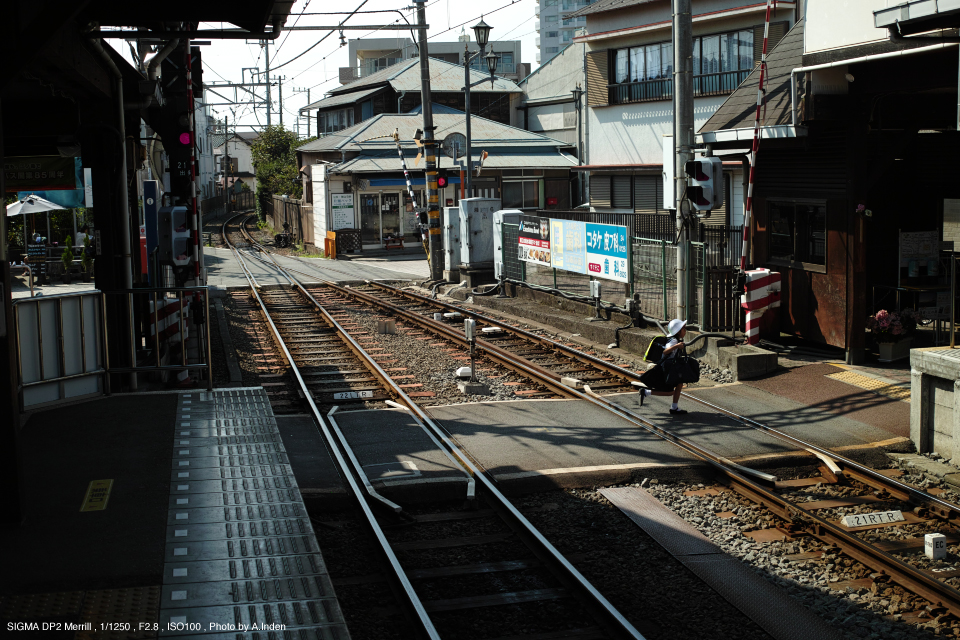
[
  {"x1": 673, "y1": 0, "x2": 693, "y2": 322},
  {"x1": 223, "y1": 116, "x2": 229, "y2": 214},
  {"x1": 464, "y1": 37, "x2": 473, "y2": 197},
  {"x1": 415, "y1": 0, "x2": 443, "y2": 281},
  {"x1": 278, "y1": 76, "x2": 285, "y2": 126},
  {"x1": 293, "y1": 87, "x2": 311, "y2": 137},
  {"x1": 263, "y1": 40, "x2": 272, "y2": 126}
]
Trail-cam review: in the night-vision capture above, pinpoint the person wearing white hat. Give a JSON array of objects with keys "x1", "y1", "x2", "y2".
[{"x1": 638, "y1": 318, "x2": 688, "y2": 415}]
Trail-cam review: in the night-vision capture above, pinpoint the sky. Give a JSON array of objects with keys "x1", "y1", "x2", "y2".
[{"x1": 108, "y1": 0, "x2": 539, "y2": 134}]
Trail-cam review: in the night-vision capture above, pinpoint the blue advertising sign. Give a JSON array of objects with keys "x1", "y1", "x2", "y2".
[
  {"x1": 585, "y1": 222, "x2": 629, "y2": 283},
  {"x1": 550, "y1": 219, "x2": 586, "y2": 274}
]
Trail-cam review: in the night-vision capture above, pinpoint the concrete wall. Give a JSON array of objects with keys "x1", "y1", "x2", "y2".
[
  {"x1": 805, "y1": 0, "x2": 886, "y2": 54},
  {"x1": 911, "y1": 348, "x2": 960, "y2": 460},
  {"x1": 586, "y1": 96, "x2": 725, "y2": 166}
]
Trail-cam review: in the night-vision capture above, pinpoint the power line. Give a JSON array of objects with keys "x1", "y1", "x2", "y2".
[
  {"x1": 273, "y1": 0, "x2": 312, "y2": 57},
  {"x1": 270, "y1": 0, "x2": 371, "y2": 72},
  {"x1": 302, "y1": 0, "x2": 526, "y2": 92}
]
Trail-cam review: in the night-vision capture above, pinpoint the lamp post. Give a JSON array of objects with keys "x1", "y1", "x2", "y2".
[
  {"x1": 571, "y1": 84, "x2": 584, "y2": 205},
  {"x1": 464, "y1": 18, "x2": 496, "y2": 198}
]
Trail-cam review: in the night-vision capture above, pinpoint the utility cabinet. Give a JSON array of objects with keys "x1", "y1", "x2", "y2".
[
  {"x1": 494, "y1": 209, "x2": 522, "y2": 279},
  {"x1": 443, "y1": 206, "x2": 461, "y2": 281},
  {"x1": 157, "y1": 206, "x2": 193, "y2": 267},
  {"x1": 458, "y1": 198, "x2": 501, "y2": 269}
]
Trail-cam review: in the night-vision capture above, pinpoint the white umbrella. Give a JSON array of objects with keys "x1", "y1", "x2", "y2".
[{"x1": 6, "y1": 195, "x2": 66, "y2": 216}]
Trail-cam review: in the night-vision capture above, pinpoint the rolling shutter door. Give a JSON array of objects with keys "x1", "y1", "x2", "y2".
[
  {"x1": 754, "y1": 21, "x2": 789, "y2": 65},
  {"x1": 590, "y1": 175, "x2": 611, "y2": 208},
  {"x1": 585, "y1": 50, "x2": 609, "y2": 107},
  {"x1": 612, "y1": 175, "x2": 633, "y2": 209},
  {"x1": 634, "y1": 176, "x2": 661, "y2": 214}
]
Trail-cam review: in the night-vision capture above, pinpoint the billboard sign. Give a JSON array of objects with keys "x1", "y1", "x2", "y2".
[
  {"x1": 518, "y1": 215, "x2": 551, "y2": 266},
  {"x1": 331, "y1": 193, "x2": 355, "y2": 231},
  {"x1": 585, "y1": 222, "x2": 629, "y2": 283}
]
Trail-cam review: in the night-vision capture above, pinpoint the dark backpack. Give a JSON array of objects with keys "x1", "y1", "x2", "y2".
[{"x1": 643, "y1": 335, "x2": 669, "y2": 363}]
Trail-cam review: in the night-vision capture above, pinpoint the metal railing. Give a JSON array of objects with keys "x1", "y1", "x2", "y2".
[
  {"x1": 14, "y1": 290, "x2": 105, "y2": 409},
  {"x1": 608, "y1": 68, "x2": 752, "y2": 104},
  {"x1": 101, "y1": 287, "x2": 213, "y2": 393}
]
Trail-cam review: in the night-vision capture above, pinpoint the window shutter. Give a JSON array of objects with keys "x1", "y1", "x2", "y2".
[
  {"x1": 612, "y1": 175, "x2": 632, "y2": 209},
  {"x1": 590, "y1": 175, "x2": 611, "y2": 208},
  {"x1": 634, "y1": 176, "x2": 660, "y2": 214},
  {"x1": 585, "y1": 50, "x2": 609, "y2": 106},
  {"x1": 712, "y1": 173, "x2": 728, "y2": 223},
  {"x1": 754, "y1": 21, "x2": 789, "y2": 65}
]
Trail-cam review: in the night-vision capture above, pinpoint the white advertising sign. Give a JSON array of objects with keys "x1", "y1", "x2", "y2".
[{"x1": 331, "y1": 193, "x2": 355, "y2": 231}]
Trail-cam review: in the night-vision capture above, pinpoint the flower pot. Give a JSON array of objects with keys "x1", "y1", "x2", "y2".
[{"x1": 878, "y1": 337, "x2": 912, "y2": 363}]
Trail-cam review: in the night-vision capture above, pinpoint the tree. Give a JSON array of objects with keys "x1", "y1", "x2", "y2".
[{"x1": 250, "y1": 125, "x2": 303, "y2": 200}]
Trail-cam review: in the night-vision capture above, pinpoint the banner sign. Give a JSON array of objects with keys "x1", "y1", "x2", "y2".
[
  {"x1": 550, "y1": 218, "x2": 586, "y2": 274},
  {"x1": 585, "y1": 222, "x2": 630, "y2": 283},
  {"x1": 5, "y1": 156, "x2": 77, "y2": 192},
  {"x1": 331, "y1": 193, "x2": 355, "y2": 231},
  {"x1": 518, "y1": 215, "x2": 551, "y2": 266}
]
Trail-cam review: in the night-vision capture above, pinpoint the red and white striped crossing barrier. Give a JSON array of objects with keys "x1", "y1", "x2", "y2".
[{"x1": 741, "y1": 268, "x2": 781, "y2": 344}]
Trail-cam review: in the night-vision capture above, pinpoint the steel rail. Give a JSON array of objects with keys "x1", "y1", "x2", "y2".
[
  {"x1": 221, "y1": 214, "x2": 442, "y2": 639},
  {"x1": 239, "y1": 220, "x2": 960, "y2": 628},
  {"x1": 313, "y1": 280, "x2": 960, "y2": 617},
  {"x1": 364, "y1": 282, "x2": 960, "y2": 518},
  {"x1": 233, "y1": 219, "x2": 647, "y2": 640}
]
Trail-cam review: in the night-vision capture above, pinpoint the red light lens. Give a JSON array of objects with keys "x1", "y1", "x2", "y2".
[
  {"x1": 179, "y1": 132, "x2": 192, "y2": 145},
  {"x1": 437, "y1": 176, "x2": 447, "y2": 188}
]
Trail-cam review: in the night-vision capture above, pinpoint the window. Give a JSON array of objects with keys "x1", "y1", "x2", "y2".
[
  {"x1": 609, "y1": 27, "x2": 754, "y2": 104},
  {"x1": 562, "y1": 31, "x2": 573, "y2": 42},
  {"x1": 546, "y1": 47, "x2": 560, "y2": 53},
  {"x1": 545, "y1": 14, "x2": 558, "y2": 23},
  {"x1": 589, "y1": 175, "x2": 632, "y2": 209},
  {"x1": 546, "y1": 31, "x2": 559, "y2": 38},
  {"x1": 544, "y1": 0, "x2": 558, "y2": 6},
  {"x1": 503, "y1": 180, "x2": 541, "y2": 209},
  {"x1": 319, "y1": 108, "x2": 355, "y2": 135},
  {"x1": 768, "y1": 201, "x2": 827, "y2": 268}
]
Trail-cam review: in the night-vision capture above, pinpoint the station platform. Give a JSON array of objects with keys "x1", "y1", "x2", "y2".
[{"x1": 0, "y1": 388, "x2": 349, "y2": 640}]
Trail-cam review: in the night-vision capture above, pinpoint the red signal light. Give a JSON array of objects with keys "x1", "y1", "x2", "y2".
[
  {"x1": 179, "y1": 131, "x2": 192, "y2": 145},
  {"x1": 437, "y1": 175, "x2": 448, "y2": 188}
]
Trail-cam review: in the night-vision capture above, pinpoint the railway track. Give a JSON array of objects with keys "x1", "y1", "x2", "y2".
[
  {"x1": 222, "y1": 213, "x2": 646, "y2": 639},
  {"x1": 243, "y1": 233, "x2": 960, "y2": 629}
]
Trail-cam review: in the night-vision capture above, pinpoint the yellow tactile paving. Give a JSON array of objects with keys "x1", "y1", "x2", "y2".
[{"x1": 826, "y1": 370, "x2": 911, "y2": 403}]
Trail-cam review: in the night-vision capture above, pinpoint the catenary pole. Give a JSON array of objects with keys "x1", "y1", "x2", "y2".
[
  {"x1": 464, "y1": 38, "x2": 473, "y2": 197},
  {"x1": 674, "y1": 0, "x2": 693, "y2": 321},
  {"x1": 415, "y1": 0, "x2": 443, "y2": 280},
  {"x1": 264, "y1": 40, "x2": 272, "y2": 126}
]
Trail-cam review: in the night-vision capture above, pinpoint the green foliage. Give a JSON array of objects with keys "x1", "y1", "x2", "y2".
[
  {"x1": 61, "y1": 236, "x2": 74, "y2": 269},
  {"x1": 81, "y1": 236, "x2": 93, "y2": 273},
  {"x1": 251, "y1": 125, "x2": 304, "y2": 200}
]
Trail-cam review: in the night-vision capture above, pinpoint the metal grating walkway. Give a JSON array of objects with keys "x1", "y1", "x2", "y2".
[{"x1": 160, "y1": 388, "x2": 349, "y2": 640}]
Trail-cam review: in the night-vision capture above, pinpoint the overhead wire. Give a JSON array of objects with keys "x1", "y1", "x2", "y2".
[
  {"x1": 274, "y1": 0, "x2": 313, "y2": 57},
  {"x1": 270, "y1": 0, "x2": 371, "y2": 72}
]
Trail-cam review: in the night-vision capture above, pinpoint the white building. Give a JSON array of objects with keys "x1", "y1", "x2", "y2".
[
  {"x1": 212, "y1": 131, "x2": 258, "y2": 193},
  {"x1": 536, "y1": 0, "x2": 594, "y2": 65},
  {"x1": 340, "y1": 35, "x2": 528, "y2": 85},
  {"x1": 572, "y1": 0, "x2": 795, "y2": 226}
]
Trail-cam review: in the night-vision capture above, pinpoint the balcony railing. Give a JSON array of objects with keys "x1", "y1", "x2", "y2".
[{"x1": 607, "y1": 69, "x2": 751, "y2": 105}]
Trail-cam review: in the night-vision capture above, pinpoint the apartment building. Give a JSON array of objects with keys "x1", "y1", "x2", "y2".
[
  {"x1": 571, "y1": 0, "x2": 794, "y2": 225},
  {"x1": 536, "y1": 0, "x2": 594, "y2": 65},
  {"x1": 339, "y1": 35, "x2": 528, "y2": 85}
]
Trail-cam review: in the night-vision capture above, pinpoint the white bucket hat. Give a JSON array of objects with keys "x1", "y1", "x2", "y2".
[{"x1": 667, "y1": 319, "x2": 687, "y2": 337}]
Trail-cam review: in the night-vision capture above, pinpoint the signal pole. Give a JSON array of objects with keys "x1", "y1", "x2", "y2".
[
  {"x1": 673, "y1": 0, "x2": 693, "y2": 322},
  {"x1": 415, "y1": 0, "x2": 443, "y2": 281},
  {"x1": 278, "y1": 76, "x2": 285, "y2": 126}
]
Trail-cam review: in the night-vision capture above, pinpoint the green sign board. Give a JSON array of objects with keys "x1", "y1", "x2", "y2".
[{"x1": 4, "y1": 155, "x2": 76, "y2": 192}]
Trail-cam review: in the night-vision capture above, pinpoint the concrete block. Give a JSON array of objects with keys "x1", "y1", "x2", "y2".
[
  {"x1": 457, "y1": 381, "x2": 490, "y2": 395},
  {"x1": 717, "y1": 345, "x2": 778, "y2": 380},
  {"x1": 926, "y1": 533, "x2": 947, "y2": 560},
  {"x1": 561, "y1": 377, "x2": 584, "y2": 389}
]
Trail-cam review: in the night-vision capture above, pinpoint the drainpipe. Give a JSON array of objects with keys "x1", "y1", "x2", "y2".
[
  {"x1": 398, "y1": 90, "x2": 406, "y2": 113},
  {"x1": 790, "y1": 42, "x2": 958, "y2": 127},
  {"x1": 88, "y1": 37, "x2": 137, "y2": 390},
  {"x1": 147, "y1": 39, "x2": 180, "y2": 80}
]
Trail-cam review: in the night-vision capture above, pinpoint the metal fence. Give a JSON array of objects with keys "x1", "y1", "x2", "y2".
[{"x1": 501, "y1": 222, "x2": 740, "y2": 330}]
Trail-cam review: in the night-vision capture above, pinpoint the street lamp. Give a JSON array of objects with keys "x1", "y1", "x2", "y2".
[
  {"x1": 571, "y1": 84, "x2": 585, "y2": 205},
  {"x1": 463, "y1": 18, "x2": 495, "y2": 198}
]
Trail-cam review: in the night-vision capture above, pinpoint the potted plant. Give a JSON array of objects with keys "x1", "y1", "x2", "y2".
[
  {"x1": 80, "y1": 235, "x2": 93, "y2": 283},
  {"x1": 867, "y1": 308, "x2": 921, "y2": 362},
  {"x1": 60, "y1": 236, "x2": 74, "y2": 284}
]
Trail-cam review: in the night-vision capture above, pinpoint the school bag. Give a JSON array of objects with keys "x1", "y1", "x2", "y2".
[{"x1": 643, "y1": 335, "x2": 669, "y2": 363}]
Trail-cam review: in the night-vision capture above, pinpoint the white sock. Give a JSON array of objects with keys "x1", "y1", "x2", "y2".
[
  {"x1": 643, "y1": 389, "x2": 652, "y2": 397},
  {"x1": 671, "y1": 402, "x2": 679, "y2": 410}
]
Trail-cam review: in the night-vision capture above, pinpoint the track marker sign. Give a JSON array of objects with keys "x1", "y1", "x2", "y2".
[{"x1": 840, "y1": 510, "x2": 904, "y2": 528}]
